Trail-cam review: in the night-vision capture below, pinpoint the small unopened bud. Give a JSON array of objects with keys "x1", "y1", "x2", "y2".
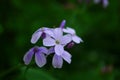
[
  {"x1": 59, "y1": 20, "x2": 66, "y2": 29},
  {"x1": 67, "y1": 42, "x2": 75, "y2": 48}
]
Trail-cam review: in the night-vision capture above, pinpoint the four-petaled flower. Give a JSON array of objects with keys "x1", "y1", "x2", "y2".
[
  {"x1": 43, "y1": 28, "x2": 71, "y2": 56},
  {"x1": 23, "y1": 46, "x2": 48, "y2": 67},
  {"x1": 52, "y1": 50, "x2": 72, "y2": 68},
  {"x1": 31, "y1": 27, "x2": 53, "y2": 44},
  {"x1": 47, "y1": 47, "x2": 72, "y2": 68},
  {"x1": 63, "y1": 27, "x2": 83, "y2": 44}
]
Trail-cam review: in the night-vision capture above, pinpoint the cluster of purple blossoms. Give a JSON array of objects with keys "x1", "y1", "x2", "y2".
[
  {"x1": 94, "y1": 0, "x2": 109, "y2": 8},
  {"x1": 78, "y1": 0, "x2": 109, "y2": 8},
  {"x1": 23, "y1": 20, "x2": 83, "y2": 68}
]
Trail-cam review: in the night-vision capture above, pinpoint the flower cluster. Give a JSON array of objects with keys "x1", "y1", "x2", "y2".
[
  {"x1": 78, "y1": 0, "x2": 109, "y2": 8},
  {"x1": 23, "y1": 20, "x2": 83, "y2": 68},
  {"x1": 94, "y1": 0, "x2": 109, "y2": 8}
]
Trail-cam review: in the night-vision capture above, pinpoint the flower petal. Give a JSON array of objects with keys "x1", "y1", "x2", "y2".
[
  {"x1": 61, "y1": 34, "x2": 72, "y2": 45},
  {"x1": 38, "y1": 47, "x2": 48, "y2": 54},
  {"x1": 48, "y1": 47, "x2": 55, "y2": 54},
  {"x1": 55, "y1": 45, "x2": 64, "y2": 56},
  {"x1": 61, "y1": 51, "x2": 72, "y2": 64},
  {"x1": 23, "y1": 48, "x2": 34, "y2": 65},
  {"x1": 52, "y1": 54, "x2": 63, "y2": 68},
  {"x1": 59, "y1": 20, "x2": 66, "y2": 29},
  {"x1": 35, "y1": 53, "x2": 46, "y2": 67},
  {"x1": 31, "y1": 30, "x2": 42, "y2": 44},
  {"x1": 63, "y1": 27, "x2": 75, "y2": 34},
  {"x1": 43, "y1": 37, "x2": 55, "y2": 46},
  {"x1": 44, "y1": 29, "x2": 54, "y2": 38},
  {"x1": 53, "y1": 28, "x2": 63, "y2": 40},
  {"x1": 72, "y1": 35, "x2": 83, "y2": 44}
]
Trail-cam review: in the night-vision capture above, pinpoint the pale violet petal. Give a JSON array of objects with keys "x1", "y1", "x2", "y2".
[
  {"x1": 35, "y1": 53, "x2": 46, "y2": 67},
  {"x1": 55, "y1": 45, "x2": 64, "y2": 56},
  {"x1": 31, "y1": 31, "x2": 42, "y2": 44},
  {"x1": 23, "y1": 48, "x2": 34, "y2": 65},
  {"x1": 38, "y1": 47, "x2": 48, "y2": 54},
  {"x1": 54, "y1": 28, "x2": 63, "y2": 40},
  {"x1": 48, "y1": 47, "x2": 55, "y2": 54},
  {"x1": 43, "y1": 37, "x2": 55, "y2": 46},
  {"x1": 63, "y1": 27, "x2": 75, "y2": 34},
  {"x1": 61, "y1": 51, "x2": 72, "y2": 64},
  {"x1": 52, "y1": 54, "x2": 63, "y2": 68},
  {"x1": 63, "y1": 29, "x2": 69, "y2": 34},
  {"x1": 72, "y1": 35, "x2": 83, "y2": 44},
  {"x1": 44, "y1": 29, "x2": 54, "y2": 38},
  {"x1": 61, "y1": 34, "x2": 72, "y2": 45}
]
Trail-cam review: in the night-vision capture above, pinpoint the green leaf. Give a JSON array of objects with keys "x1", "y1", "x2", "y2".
[{"x1": 25, "y1": 68, "x2": 56, "y2": 80}]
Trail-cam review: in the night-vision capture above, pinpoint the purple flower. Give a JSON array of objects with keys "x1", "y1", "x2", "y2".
[
  {"x1": 23, "y1": 46, "x2": 48, "y2": 67},
  {"x1": 31, "y1": 27, "x2": 53, "y2": 44},
  {"x1": 59, "y1": 20, "x2": 66, "y2": 29},
  {"x1": 94, "y1": 0, "x2": 109, "y2": 8},
  {"x1": 103, "y1": 0, "x2": 109, "y2": 8},
  {"x1": 46, "y1": 46, "x2": 72, "y2": 68},
  {"x1": 52, "y1": 50, "x2": 72, "y2": 68},
  {"x1": 43, "y1": 28, "x2": 72, "y2": 56},
  {"x1": 47, "y1": 47, "x2": 72, "y2": 68},
  {"x1": 63, "y1": 27, "x2": 83, "y2": 44},
  {"x1": 23, "y1": 20, "x2": 83, "y2": 69}
]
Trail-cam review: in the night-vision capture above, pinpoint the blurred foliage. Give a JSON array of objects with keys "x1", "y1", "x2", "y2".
[{"x1": 0, "y1": 0, "x2": 120, "y2": 80}]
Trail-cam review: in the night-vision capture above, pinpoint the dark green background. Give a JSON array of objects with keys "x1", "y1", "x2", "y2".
[{"x1": 0, "y1": 0, "x2": 120, "y2": 80}]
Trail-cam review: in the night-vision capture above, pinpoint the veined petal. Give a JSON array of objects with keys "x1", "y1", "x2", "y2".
[
  {"x1": 43, "y1": 37, "x2": 55, "y2": 46},
  {"x1": 59, "y1": 20, "x2": 66, "y2": 29},
  {"x1": 72, "y1": 35, "x2": 83, "y2": 44},
  {"x1": 23, "y1": 48, "x2": 34, "y2": 65},
  {"x1": 53, "y1": 28, "x2": 63, "y2": 40},
  {"x1": 61, "y1": 51, "x2": 72, "y2": 64},
  {"x1": 44, "y1": 29, "x2": 54, "y2": 38},
  {"x1": 38, "y1": 47, "x2": 48, "y2": 54},
  {"x1": 63, "y1": 27, "x2": 75, "y2": 34},
  {"x1": 35, "y1": 53, "x2": 46, "y2": 68},
  {"x1": 31, "y1": 31, "x2": 42, "y2": 44},
  {"x1": 55, "y1": 45, "x2": 64, "y2": 56},
  {"x1": 61, "y1": 34, "x2": 72, "y2": 45},
  {"x1": 48, "y1": 47, "x2": 55, "y2": 54},
  {"x1": 52, "y1": 54, "x2": 63, "y2": 68}
]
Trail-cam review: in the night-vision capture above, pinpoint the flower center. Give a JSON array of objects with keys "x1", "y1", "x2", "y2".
[
  {"x1": 33, "y1": 46, "x2": 39, "y2": 53},
  {"x1": 56, "y1": 40, "x2": 60, "y2": 44}
]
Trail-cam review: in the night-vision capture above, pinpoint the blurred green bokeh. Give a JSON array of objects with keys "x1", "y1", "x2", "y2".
[{"x1": 0, "y1": 0, "x2": 120, "y2": 80}]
